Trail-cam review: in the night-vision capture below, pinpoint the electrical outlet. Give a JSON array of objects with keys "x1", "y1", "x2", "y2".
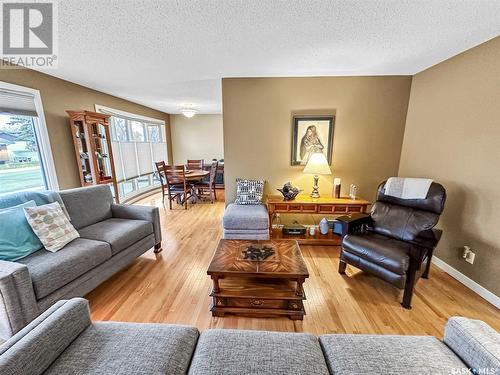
[
  {"x1": 463, "y1": 246, "x2": 475, "y2": 264},
  {"x1": 465, "y1": 251, "x2": 475, "y2": 264}
]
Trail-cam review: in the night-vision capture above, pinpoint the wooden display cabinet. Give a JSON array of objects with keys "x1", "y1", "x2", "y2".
[{"x1": 67, "y1": 110, "x2": 119, "y2": 202}]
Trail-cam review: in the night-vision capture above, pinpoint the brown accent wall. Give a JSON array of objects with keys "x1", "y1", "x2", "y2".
[
  {"x1": 222, "y1": 76, "x2": 412, "y2": 205},
  {"x1": 398, "y1": 37, "x2": 500, "y2": 295},
  {"x1": 0, "y1": 67, "x2": 172, "y2": 189}
]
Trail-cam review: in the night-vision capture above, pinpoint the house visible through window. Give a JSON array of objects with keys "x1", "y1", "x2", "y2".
[
  {"x1": 0, "y1": 83, "x2": 57, "y2": 194},
  {"x1": 96, "y1": 105, "x2": 168, "y2": 201}
]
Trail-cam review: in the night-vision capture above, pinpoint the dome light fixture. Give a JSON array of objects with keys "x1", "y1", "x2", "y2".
[{"x1": 180, "y1": 105, "x2": 196, "y2": 118}]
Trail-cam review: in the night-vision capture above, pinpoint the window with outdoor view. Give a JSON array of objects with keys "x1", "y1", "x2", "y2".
[{"x1": 0, "y1": 84, "x2": 56, "y2": 194}]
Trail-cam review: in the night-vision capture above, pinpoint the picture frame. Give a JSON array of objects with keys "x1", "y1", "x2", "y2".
[{"x1": 291, "y1": 116, "x2": 334, "y2": 166}]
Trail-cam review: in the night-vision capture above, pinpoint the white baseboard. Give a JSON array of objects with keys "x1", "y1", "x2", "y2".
[{"x1": 431, "y1": 256, "x2": 500, "y2": 309}]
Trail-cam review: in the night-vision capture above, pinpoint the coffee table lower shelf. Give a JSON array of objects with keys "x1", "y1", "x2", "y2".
[{"x1": 209, "y1": 277, "x2": 306, "y2": 320}]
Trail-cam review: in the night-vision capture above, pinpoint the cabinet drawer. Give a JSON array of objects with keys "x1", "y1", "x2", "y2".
[
  {"x1": 226, "y1": 298, "x2": 288, "y2": 310},
  {"x1": 288, "y1": 204, "x2": 302, "y2": 212},
  {"x1": 347, "y1": 205, "x2": 363, "y2": 213},
  {"x1": 318, "y1": 205, "x2": 334, "y2": 213},
  {"x1": 274, "y1": 204, "x2": 289, "y2": 211},
  {"x1": 301, "y1": 204, "x2": 316, "y2": 213},
  {"x1": 333, "y1": 205, "x2": 348, "y2": 213}
]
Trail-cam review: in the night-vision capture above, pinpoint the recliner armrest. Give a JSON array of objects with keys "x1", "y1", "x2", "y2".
[
  {"x1": 0, "y1": 261, "x2": 38, "y2": 340},
  {"x1": 111, "y1": 204, "x2": 162, "y2": 245},
  {"x1": 409, "y1": 229, "x2": 442, "y2": 249}
]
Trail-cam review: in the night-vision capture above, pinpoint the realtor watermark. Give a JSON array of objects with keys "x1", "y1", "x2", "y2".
[
  {"x1": 452, "y1": 368, "x2": 498, "y2": 375},
  {"x1": 0, "y1": 1, "x2": 58, "y2": 68}
]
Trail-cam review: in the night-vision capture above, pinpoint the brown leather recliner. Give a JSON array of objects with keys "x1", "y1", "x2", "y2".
[{"x1": 338, "y1": 181, "x2": 446, "y2": 309}]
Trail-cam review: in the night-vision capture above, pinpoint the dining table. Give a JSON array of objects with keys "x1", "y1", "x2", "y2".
[
  {"x1": 185, "y1": 169, "x2": 209, "y2": 180},
  {"x1": 185, "y1": 169, "x2": 210, "y2": 203}
]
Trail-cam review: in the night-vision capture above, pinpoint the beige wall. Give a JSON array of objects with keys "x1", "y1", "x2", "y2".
[
  {"x1": 171, "y1": 114, "x2": 223, "y2": 165},
  {"x1": 0, "y1": 67, "x2": 172, "y2": 189},
  {"x1": 399, "y1": 37, "x2": 500, "y2": 295},
  {"x1": 222, "y1": 76, "x2": 412, "y2": 205}
]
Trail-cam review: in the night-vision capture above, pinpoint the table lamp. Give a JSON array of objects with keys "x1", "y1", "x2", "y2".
[{"x1": 303, "y1": 153, "x2": 332, "y2": 198}]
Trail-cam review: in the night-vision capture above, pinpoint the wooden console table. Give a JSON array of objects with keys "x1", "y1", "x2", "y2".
[{"x1": 266, "y1": 195, "x2": 370, "y2": 245}]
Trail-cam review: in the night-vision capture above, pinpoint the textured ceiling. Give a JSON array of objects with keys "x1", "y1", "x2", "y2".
[{"x1": 38, "y1": 0, "x2": 500, "y2": 114}]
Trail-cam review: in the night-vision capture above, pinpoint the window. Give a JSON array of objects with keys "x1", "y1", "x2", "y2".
[
  {"x1": 147, "y1": 124, "x2": 160, "y2": 142},
  {"x1": 111, "y1": 117, "x2": 128, "y2": 141},
  {"x1": 130, "y1": 121, "x2": 146, "y2": 142},
  {"x1": 95, "y1": 105, "x2": 168, "y2": 201},
  {"x1": 0, "y1": 82, "x2": 58, "y2": 194}
]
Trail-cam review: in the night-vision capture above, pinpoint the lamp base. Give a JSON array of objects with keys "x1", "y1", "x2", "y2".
[{"x1": 310, "y1": 175, "x2": 320, "y2": 198}]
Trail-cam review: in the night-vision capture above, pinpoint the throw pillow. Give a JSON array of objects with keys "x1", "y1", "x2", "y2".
[
  {"x1": 24, "y1": 201, "x2": 80, "y2": 252},
  {"x1": 235, "y1": 178, "x2": 265, "y2": 205},
  {"x1": 0, "y1": 201, "x2": 43, "y2": 261}
]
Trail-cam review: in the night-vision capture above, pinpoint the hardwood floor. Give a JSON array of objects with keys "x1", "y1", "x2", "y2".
[{"x1": 86, "y1": 190, "x2": 499, "y2": 338}]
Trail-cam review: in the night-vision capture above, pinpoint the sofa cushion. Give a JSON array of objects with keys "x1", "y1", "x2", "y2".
[
  {"x1": 223, "y1": 203, "x2": 269, "y2": 230},
  {"x1": 18, "y1": 238, "x2": 111, "y2": 299},
  {"x1": 78, "y1": 218, "x2": 153, "y2": 255},
  {"x1": 59, "y1": 185, "x2": 113, "y2": 230},
  {"x1": 44, "y1": 322, "x2": 199, "y2": 375},
  {"x1": 319, "y1": 334, "x2": 467, "y2": 375},
  {"x1": 342, "y1": 233, "x2": 411, "y2": 275},
  {"x1": 189, "y1": 329, "x2": 329, "y2": 375},
  {"x1": 444, "y1": 317, "x2": 500, "y2": 372}
]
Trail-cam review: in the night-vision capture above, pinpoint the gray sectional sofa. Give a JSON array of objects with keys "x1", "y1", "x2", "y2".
[
  {"x1": 1, "y1": 298, "x2": 498, "y2": 375},
  {"x1": 0, "y1": 185, "x2": 161, "y2": 340}
]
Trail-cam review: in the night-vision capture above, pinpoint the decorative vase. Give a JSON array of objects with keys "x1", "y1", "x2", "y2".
[
  {"x1": 277, "y1": 182, "x2": 301, "y2": 200},
  {"x1": 319, "y1": 218, "x2": 329, "y2": 235}
]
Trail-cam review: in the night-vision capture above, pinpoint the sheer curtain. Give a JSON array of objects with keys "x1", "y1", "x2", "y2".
[{"x1": 96, "y1": 105, "x2": 168, "y2": 200}]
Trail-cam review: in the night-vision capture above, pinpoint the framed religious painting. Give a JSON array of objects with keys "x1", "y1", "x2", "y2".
[{"x1": 291, "y1": 116, "x2": 335, "y2": 166}]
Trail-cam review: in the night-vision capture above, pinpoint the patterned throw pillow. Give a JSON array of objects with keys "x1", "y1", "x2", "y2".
[
  {"x1": 235, "y1": 178, "x2": 265, "y2": 205},
  {"x1": 24, "y1": 201, "x2": 80, "y2": 252}
]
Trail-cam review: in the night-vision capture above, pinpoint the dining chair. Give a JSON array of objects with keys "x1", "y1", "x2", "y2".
[
  {"x1": 193, "y1": 161, "x2": 218, "y2": 203},
  {"x1": 186, "y1": 159, "x2": 204, "y2": 170},
  {"x1": 157, "y1": 163, "x2": 192, "y2": 209},
  {"x1": 154, "y1": 161, "x2": 168, "y2": 203}
]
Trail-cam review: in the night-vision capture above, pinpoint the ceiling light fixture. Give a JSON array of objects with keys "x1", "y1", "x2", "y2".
[{"x1": 180, "y1": 105, "x2": 196, "y2": 118}]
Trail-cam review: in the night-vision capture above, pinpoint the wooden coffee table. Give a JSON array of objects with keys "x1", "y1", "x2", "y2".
[{"x1": 207, "y1": 239, "x2": 309, "y2": 320}]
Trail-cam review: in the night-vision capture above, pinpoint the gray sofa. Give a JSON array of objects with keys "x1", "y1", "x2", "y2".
[
  {"x1": 0, "y1": 185, "x2": 162, "y2": 340},
  {"x1": 223, "y1": 203, "x2": 270, "y2": 240},
  {"x1": 1, "y1": 298, "x2": 498, "y2": 375}
]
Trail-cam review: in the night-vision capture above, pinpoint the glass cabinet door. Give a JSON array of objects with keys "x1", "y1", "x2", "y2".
[{"x1": 91, "y1": 122, "x2": 112, "y2": 182}]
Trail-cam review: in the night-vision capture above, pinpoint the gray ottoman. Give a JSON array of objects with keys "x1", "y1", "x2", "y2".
[
  {"x1": 189, "y1": 329, "x2": 329, "y2": 375},
  {"x1": 223, "y1": 203, "x2": 269, "y2": 240}
]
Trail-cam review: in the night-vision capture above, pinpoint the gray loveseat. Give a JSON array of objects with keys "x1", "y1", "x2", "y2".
[
  {"x1": 1, "y1": 298, "x2": 498, "y2": 375},
  {"x1": 0, "y1": 185, "x2": 161, "y2": 340}
]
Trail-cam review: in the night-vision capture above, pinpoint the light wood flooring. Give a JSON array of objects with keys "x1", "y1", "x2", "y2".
[{"x1": 86, "y1": 190, "x2": 499, "y2": 338}]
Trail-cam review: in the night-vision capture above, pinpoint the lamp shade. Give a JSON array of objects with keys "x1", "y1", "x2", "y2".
[{"x1": 303, "y1": 153, "x2": 332, "y2": 175}]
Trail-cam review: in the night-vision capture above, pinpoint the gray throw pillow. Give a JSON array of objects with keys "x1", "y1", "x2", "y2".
[{"x1": 235, "y1": 178, "x2": 264, "y2": 205}]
